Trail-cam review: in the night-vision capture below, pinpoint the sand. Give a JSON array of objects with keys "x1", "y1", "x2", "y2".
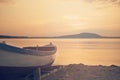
[
  {"x1": 0, "y1": 64, "x2": 120, "y2": 80},
  {"x1": 42, "y1": 64, "x2": 120, "y2": 80}
]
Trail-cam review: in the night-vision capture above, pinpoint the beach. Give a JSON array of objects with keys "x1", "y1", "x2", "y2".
[
  {"x1": 42, "y1": 64, "x2": 120, "y2": 80},
  {"x1": 1, "y1": 64, "x2": 120, "y2": 80}
]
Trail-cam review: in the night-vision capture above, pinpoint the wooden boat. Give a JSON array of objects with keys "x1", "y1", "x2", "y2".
[{"x1": 0, "y1": 42, "x2": 57, "y2": 77}]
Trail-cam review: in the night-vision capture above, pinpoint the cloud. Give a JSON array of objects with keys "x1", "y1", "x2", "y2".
[
  {"x1": 0, "y1": 0, "x2": 10, "y2": 3},
  {"x1": 85, "y1": 0, "x2": 120, "y2": 5},
  {"x1": 0, "y1": 0, "x2": 14, "y2": 4},
  {"x1": 64, "y1": 0, "x2": 120, "y2": 6}
]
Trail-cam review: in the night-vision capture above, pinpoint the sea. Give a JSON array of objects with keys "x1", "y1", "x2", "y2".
[{"x1": 0, "y1": 38, "x2": 120, "y2": 66}]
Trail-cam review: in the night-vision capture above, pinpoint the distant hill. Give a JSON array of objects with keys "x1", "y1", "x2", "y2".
[
  {"x1": 0, "y1": 33, "x2": 120, "y2": 39},
  {"x1": 0, "y1": 35, "x2": 28, "y2": 38},
  {"x1": 55, "y1": 32, "x2": 103, "y2": 38},
  {"x1": 53, "y1": 32, "x2": 120, "y2": 38}
]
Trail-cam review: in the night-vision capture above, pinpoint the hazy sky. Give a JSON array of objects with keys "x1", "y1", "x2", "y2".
[{"x1": 0, "y1": 0, "x2": 120, "y2": 37}]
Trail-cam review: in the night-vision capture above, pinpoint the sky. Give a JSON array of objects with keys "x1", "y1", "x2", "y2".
[{"x1": 0, "y1": 0, "x2": 120, "y2": 37}]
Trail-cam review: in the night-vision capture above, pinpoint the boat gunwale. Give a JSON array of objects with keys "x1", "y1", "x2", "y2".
[{"x1": 0, "y1": 43, "x2": 57, "y2": 56}]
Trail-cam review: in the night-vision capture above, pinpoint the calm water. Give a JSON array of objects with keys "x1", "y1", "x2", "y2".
[{"x1": 0, "y1": 38, "x2": 120, "y2": 66}]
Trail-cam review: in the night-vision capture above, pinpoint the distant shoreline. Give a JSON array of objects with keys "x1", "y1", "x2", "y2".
[
  {"x1": 0, "y1": 37, "x2": 120, "y2": 39},
  {"x1": 0, "y1": 32, "x2": 120, "y2": 39}
]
